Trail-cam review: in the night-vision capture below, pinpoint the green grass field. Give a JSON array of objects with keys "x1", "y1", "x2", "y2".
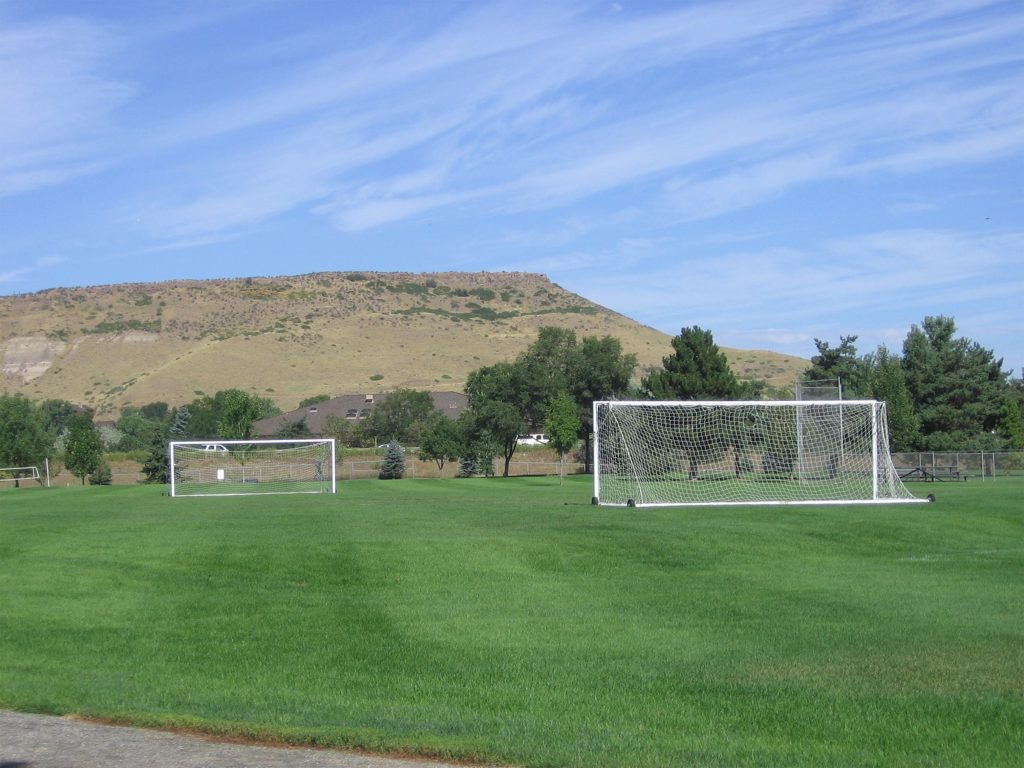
[{"x1": 1, "y1": 477, "x2": 1022, "y2": 767}]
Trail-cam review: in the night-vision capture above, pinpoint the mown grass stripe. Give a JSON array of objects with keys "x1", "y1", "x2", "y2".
[{"x1": 1, "y1": 477, "x2": 1022, "y2": 766}]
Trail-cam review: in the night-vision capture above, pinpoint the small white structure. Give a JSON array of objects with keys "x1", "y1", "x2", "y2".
[{"x1": 517, "y1": 434, "x2": 549, "y2": 446}]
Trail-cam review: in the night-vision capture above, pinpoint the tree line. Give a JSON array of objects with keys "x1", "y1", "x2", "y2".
[
  {"x1": 299, "y1": 327, "x2": 638, "y2": 479},
  {"x1": 585, "y1": 316, "x2": 1021, "y2": 453},
  {"x1": 1, "y1": 314, "x2": 1019, "y2": 485},
  {"x1": 296, "y1": 316, "x2": 1023, "y2": 475},
  {"x1": 0, "y1": 389, "x2": 283, "y2": 485},
  {"x1": 799, "y1": 316, "x2": 1022, "y2": 452}
]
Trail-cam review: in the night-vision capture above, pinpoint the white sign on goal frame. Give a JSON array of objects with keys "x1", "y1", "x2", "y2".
[
  {"x1": 169, "y1": 439, "x2": 336, "y2": 497},
  {"x1": 593, "y1": 400, "x2": 928, "y2": 507}
]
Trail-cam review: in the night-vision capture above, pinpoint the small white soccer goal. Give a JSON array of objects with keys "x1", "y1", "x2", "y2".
[
  {"x1": 169, "y1": 439, "x2": 336, "y2": 497},
  {"x1": 593, "y1": 400, "x2": 926, "y2": 506},
  {"x1": 0, "y1": 465, "x2": 44, "y2": 487}
]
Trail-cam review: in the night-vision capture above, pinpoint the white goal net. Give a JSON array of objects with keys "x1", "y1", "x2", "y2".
[
  {"x1": 593, "y1": 400, "x2": 924, "y2": 506},
  {"x1": 169, "y1": 440, "x2": 336, "y2": 497}
]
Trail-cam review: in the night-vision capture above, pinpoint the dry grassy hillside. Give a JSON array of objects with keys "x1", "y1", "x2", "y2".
[{"x1": 0, "y1": 271, "x2": 807, "y2": 417}]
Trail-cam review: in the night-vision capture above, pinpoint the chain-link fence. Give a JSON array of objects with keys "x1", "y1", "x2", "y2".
[
  {"x1": 36, "y1": 450, "x2": 1024, "y2": 486},
  {"x1": 891, "y1": 451, "x2": 1024, "y2": 479},
  {"x1": 339, "y1": 457, "x2": 586, "y2": 480}
]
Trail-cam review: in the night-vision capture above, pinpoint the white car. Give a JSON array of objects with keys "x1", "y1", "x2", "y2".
[
  {"x1": 516, "y1": 434, "x2": 549, "y2": 446},
  {"x1": 201, "y1": 443, "x2": 229, "y2": 452}
]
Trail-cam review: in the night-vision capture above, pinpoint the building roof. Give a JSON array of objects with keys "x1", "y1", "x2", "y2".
[{"x1": 253, "y1": 391, "x2": 468, "y2": 438}]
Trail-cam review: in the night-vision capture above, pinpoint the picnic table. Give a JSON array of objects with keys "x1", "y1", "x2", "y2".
[{"x1": 896, "y1": 466, "x2": 967, "y2": 482}]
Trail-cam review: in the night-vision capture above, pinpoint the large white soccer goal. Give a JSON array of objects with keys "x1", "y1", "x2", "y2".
[
  {"x1": 593, "y1": 400, "x2": 926, "y2": 506},
  {"x1": 169, "y1": 439, "x2": 336, "y2": 497}
]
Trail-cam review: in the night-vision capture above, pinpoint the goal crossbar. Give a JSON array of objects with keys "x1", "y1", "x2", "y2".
[
  {"x1": 593, "y1": 400, "x2": 927, "y2": 507},
  {"x1": 169, "y1": 439, "x2": 336, "y2": 497}
]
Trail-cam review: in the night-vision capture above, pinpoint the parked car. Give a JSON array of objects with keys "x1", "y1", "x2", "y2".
[
  {"x1": 201, "y1": 444, "x2": 229, "y2": 452},
  {"x1": 516, "y1": 434, "x2": 549, "y2": 446}
]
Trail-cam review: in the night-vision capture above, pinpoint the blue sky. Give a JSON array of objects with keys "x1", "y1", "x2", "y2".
[{"x1": 2, "y1": 0, "x2": 1022, "y2": 372}]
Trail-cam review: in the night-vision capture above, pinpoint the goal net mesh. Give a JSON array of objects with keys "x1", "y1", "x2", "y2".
[
  {"x1": 170, "y1": 440, "x2": 335, "y2": 497},
  {"x1": 594, "y1": 400, "x2": 922, "y2": 506}
]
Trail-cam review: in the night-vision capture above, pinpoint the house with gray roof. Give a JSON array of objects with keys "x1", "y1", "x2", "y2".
[{"x1": 253, "y1": 391, "x2": 468, "y2": 438}]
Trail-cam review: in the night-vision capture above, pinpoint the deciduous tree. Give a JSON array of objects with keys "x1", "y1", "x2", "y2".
[
  {"x1": 516, "y1": 326, "x2": 579, "y2": 428},
  {"x1": 0, "y1": 394, "x2": 51, "y2": 469},
  {"x1": 462, "y1": 399, "x2": 524, "y2": 477},
  {"x1": 274, "y1": 417, "x2": 313, "y2": 439},
  {"x1": 216, "y1": 389, "x2": 280, "y2": 440},
  {"x1": 419, "y1": 414, "x2": 464, "y2": 471},
  {"x1": 869, "y1": 346, "x2": 920, "y2": 452},
  {"x1": 1000, "y1": 392, "x2": 1024, "y2": 450},
  {"x1": 545, "y1": 391, "x2": 580, "y2": 485},
  {"x1": 571, "y1": 335, "x2": 637, "y2": 469},
  {"x1": 464, "y1": 362, "x2": 526, "y2": 476},
  {"x1": 322, "y1": 413, "x2": 354, "y2": 450},
  {"x1": 465, "y1": 328, "x2": 638, "y2": 474},
  {"x1": 64, "y1": 411, "x2": 103, "y2": 484},
  {"x1": 360, "y1": 389, "x2": 437, "y2": 446},
  {"x1": 115, "y1": 406, "x2": 166, "y2": 452},
  {"x1": 140, "y1": 402, "x2": 169, "y2": 421}
]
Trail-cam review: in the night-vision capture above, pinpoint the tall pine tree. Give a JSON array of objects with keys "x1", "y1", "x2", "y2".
[
  {"x1": 642, "y1": 326, "x2": 741, "y2": 400},
  {"x1": 901, "y1": 316, "x2": 1009, "y2": 450},
  {"x1": 378, "y1": 442, "x2": 405, "y2": 479},
  {"x1": 142, "y1": 406, "x2": 189, "y2": 483},
  {"x1": 803, "y1": 335, "x2": 872, "y2": 398}
]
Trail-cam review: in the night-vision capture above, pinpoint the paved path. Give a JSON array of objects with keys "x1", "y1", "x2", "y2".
[{"x1": 0, "y1": 711, "x2": 477, "y2": 768}]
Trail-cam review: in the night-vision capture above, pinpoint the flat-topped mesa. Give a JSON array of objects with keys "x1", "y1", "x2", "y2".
[{"x1": 0, "y1": 271, "x2": 807, "y2": 418}]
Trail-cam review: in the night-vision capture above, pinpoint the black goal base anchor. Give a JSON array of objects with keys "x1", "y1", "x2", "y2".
[
  {"x1": 927, "y1": 493, "x2": 936, "y2": 503},
  {"x1": 590, "y1": 497, "x2": 638, "y2": 507}
]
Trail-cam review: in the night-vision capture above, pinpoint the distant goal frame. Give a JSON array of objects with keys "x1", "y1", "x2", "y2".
[
  {"x1": 169, "y1": 439, "x2": 336, "y2": 498},
  {"x1": 0, "y1": 464, "x2": 49, "y2": 488},
  {"x1": 592, "y1": 400, "x2": 928, "y2": 507}
]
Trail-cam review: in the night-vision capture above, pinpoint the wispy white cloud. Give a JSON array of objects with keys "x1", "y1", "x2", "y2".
[
  {"x1": 664, "y1": 150, "x2": 843, "y2": 222},
  {"x1": 127, "y1": 106, "x2": 470, "y2": 238},
  {"x1": 0, "y1": 12, "x2": 132, "y2": 196},
  {"x1": 73, "y1": 0, "x2": 1015, "y2": 251},
  {"x1": 501, "y1": 217, "x2": 608, "y2": 250},
  {"x1": 0, "y1": 255, "x2": 66, "y2": 288},
  {"x1": 555, "y1": 226, "x2": 1024, "y2": 358},
  {"x1": 1, "y1": 0, "x2": 1022, "y2": 365},
  {"x1": 120, "y1": 1, "x2": 857, "y2": 239},
  {"x1": 0, "y1": 267, "x2": 32, "y2": 285}
]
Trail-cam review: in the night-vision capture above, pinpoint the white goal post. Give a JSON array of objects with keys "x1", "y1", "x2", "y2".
[
  {"x1": 0, "y1": 465, "x2": 46, "y2": 487},
  {"x1": 593, "y1": 400, "x2": 926, "y2": 507},
  {"x1": 169, "y1": 439, "x2": 336, "y2": 497}
]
